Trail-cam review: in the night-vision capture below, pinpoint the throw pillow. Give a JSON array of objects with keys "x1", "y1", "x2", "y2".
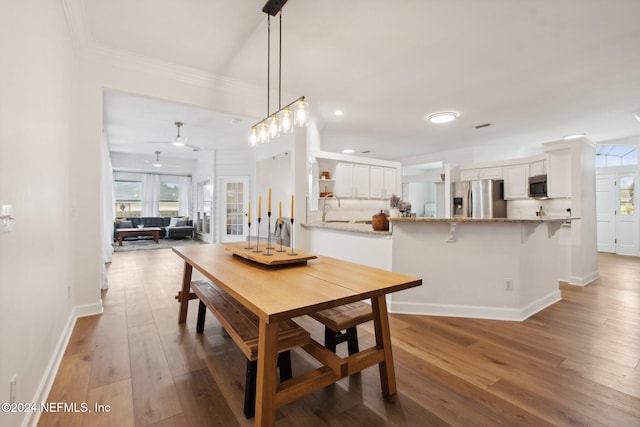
[
  {"x1": 176, "y1": 220, "x2": 188, "y2": 227},
  {"x1": 169, "y1": 217, "x2": 180, "y2": 227},
  {"x1": 119, "y1": 220, "x2": 133, "y2": 228},
  {"x1": 115, "y1": 218, "x2": 127, "y2": 227}
]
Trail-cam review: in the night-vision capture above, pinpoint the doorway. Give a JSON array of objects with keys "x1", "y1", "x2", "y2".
[{"x1": 596, "y1": 173, "x2": 637, "y2": 255}]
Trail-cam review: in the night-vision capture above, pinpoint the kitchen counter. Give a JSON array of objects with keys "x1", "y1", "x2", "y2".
[
  {"x1": 302, "y1": 221, "x2": 392, "y2": 236},
  {"x1": 390, "y1": 216, "x2": 576, "y2": 223}
]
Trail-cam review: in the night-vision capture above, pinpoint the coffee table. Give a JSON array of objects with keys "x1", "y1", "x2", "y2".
[{"x1": 116, "y1": 227, "x2": 161, "y2": 246}]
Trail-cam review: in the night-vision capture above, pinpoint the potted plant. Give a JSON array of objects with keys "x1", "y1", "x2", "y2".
[{"x1": 389, "y1": 194, "x2": 401, "y2": 218}]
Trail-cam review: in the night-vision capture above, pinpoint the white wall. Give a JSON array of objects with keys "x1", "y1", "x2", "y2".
[{"x1": 0, "y1": 2, "x2": 76, "y2": 426}]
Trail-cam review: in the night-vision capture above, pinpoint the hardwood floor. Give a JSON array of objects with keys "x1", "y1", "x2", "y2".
[{"x1": 39, "y1": 250, "x2": 640, "y2": 426}]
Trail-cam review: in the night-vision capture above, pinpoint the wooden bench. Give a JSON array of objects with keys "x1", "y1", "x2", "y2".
[
  {"x1": 309, "y1": 301, "x2": 373, "y2": 355},
  {"x1": 190, "y1": 280, "x2": 310, "y2": 418}
]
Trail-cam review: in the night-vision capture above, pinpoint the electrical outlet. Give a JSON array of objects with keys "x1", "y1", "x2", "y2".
[
  {"x1": 504, "y1": 278, "x2": 514, "y2": 291},
  {"x1": 9, "y1": 374, "x2": 17, "y2": 404}
]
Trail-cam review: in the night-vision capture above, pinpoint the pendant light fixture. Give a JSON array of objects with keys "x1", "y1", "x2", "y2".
[{"x1": 248, "y1": 0, "x2": 309, "y2": 147}]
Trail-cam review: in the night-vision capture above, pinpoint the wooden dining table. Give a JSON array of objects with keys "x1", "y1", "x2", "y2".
[{"x1": 173, "y1": 242, "x2": 422, "y2": 426}]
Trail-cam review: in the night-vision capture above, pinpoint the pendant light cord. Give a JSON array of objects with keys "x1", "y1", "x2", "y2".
[
  {"x1": 267, "y1": 15, "x2": 271, "y2": 117},
  {"x1": 279, "y1": 12, "x2": 282, "y2": 109}
]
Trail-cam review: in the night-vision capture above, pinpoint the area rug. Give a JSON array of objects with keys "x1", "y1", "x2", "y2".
[{"x1": 112, "y1": 238, "x2": 205, "y2": 252}]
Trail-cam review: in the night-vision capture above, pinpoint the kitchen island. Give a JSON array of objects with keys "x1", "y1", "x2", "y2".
[{"x1": 389, "y1": 216, "x2": 576, "y2": 321}]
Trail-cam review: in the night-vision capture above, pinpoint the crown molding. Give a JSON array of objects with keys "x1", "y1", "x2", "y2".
[{"x1": 61, "y1": 0, "x2": 261, "y2": 95}]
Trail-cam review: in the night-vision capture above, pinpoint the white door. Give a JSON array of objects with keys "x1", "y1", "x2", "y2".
[
  {"x1": 615, "y1": 175, "x2": 637, "y2": 255},
  {"x1": 596, "y1": 173, "x2": 638, "y2": 255},
  {"x1": 218, "y1": 176, "x2": 249, "y2": 243},
  {"x1": 596, "y1": 174, "x2": 616, "y2": 253}
]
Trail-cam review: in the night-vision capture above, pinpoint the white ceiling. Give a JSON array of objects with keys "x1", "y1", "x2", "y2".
[{"x1": 88, "y1": 0, "x2": 640, "y2": 162}]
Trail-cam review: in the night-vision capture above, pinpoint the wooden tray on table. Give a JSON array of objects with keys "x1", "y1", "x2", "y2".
[{"x1": 225, "y1": 242, "x2": 317, "y2": 267}]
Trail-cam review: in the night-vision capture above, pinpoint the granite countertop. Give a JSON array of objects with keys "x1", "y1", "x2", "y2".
[
  {"x1": 302, "y1": 221, "x2": 392, "y2": 236},
  {"x1": 390, "y1": 216, "x2": 578, "y2": 223}
]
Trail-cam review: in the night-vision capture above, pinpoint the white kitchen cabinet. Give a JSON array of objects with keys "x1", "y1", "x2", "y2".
[
  {"x1": 548, "y1": 149, "x2": 571, "y2": 198},
  {"x1": 353, "y1": 164, "x2": 370, "y2": 197},
  {"x1": 334, "y1": 162, "x2": 354, "y2": 197},
  {"x1": 370, "y1": 166, "x2": 398, "y2": 198},
  {"x1": 530, "y1": 159, "x2": 547, "y2": 176},
  {"x1": 503, "y1": 164, "x2": 530, "y2": 199},
  {"x1": 460, "y1": 167, "x2": 502, "y2": 181}
]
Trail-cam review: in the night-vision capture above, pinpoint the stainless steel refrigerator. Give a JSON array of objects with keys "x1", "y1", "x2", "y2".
[{"x1": 451, "y1": 179, "x2": 506, "y2": 218}]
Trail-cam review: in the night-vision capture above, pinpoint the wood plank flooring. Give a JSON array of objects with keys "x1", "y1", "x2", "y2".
[{"x1": 39, "y1": 250, "x2": 640, "y2": 426}]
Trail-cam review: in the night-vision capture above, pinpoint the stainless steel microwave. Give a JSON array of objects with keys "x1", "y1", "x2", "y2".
[{"x1": 528, "y1": 174, "x2": 548, "y2": 199}]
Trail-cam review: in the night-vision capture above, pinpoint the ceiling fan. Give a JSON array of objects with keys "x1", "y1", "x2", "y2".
[
  {"x1": 145, "y1": 121, "x2": 200, "y2": 151},
  {"x1": 144, "y1": 151, "x2": 178, "y2": 169}
]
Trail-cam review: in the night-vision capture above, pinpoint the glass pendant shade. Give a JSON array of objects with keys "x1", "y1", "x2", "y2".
[
  {"x1": 278, "y1": 108, "x2": 293, "y2": 134},
  {"x1": 257, "y1": 121, "x2": 269, "y2": 144},
  {"x1": 267, "y1": 115, "x2": 280, "y2": 139},
  {"x1": 294, "y1": 99, "x2": 310, "y2": 127},
  {"x1": 248, "y1": 127, "x2": 258, "y2": 147}
]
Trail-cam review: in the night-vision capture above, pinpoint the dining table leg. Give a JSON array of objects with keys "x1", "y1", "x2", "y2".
[
  {"x1": 371, "y1": 294, "x2": 397, "y2": 396},
  {"x1": 255, "y1": 320, "x2": 279, "y2": 427},
  {"x1": 178, "y1": 262, "x2": 193, "y2": 323}
]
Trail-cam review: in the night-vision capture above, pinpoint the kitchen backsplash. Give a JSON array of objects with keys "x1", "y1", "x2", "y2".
[
  {"x1": 507, "y1": 198, "x2": 572, "y2": 218},
  {"x1": 307, "y1": 198, "x2": 389, "y2": 223}
]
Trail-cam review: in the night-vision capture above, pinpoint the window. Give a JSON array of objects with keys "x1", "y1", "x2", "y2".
[
  {"x1": 159, "y1": 182, "x2": 180, "y2": 217},
  {"x1": 619, "y1": 176, "x2": 634, "y2": 215},
  {"x1": 225, "y1": 182, "x2": 244, "y2": 236},
  {"x1": 596, "y1": 145, "x2": 637, "y2": 168},
  {"x1": 115, "y1": 181, "x2": 142, "y2": 217}
]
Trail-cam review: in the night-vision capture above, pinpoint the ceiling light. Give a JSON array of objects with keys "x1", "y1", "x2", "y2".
[
  {"x1": 563, "y1": 133, "x2": 586, "y2": 140},
  {"x1": 426, "y1": 112, "x2": 458, "y2": 124},
  {"x1": 172, "y1": 121, "x2": 185, "y2": 146},
  {"x1": 334, "y1": 110, "x2": 344, "y2": 116},
  {"x1": 248, "y1": 2, "x2": 308, "y2": 147},
  {"x1": 153, "y1": 151, "x2": 162, "y2": 167},
  {"x1": 341, "y1": 148, "x2": 355, "y2": 154}
]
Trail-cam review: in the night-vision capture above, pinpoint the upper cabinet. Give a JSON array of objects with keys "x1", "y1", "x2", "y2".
[
  {"x1": 547, "y1": 149, "x2": 571, "y2": 198},
  {"x1": 503, "y1": 165, "x2": 529, "y2": 200},
  {"x1": 324, "y1": 160, "x2": 399, "y2": 200},
  {"x1": 459, "y1": 167, "x2": 503, "y2": 181},
  {"x1": 333, "y1": 162, "x2": 354, "y2": 197},
  {"x1": 530, "y1": 159, "x2": 547, "y2": 176},
  {"x1": 370, "y1": 166, "x2": 398, "y2": 198},
  {"x1": 334, "y1": 162, "x2": 371, "y2": 198}
]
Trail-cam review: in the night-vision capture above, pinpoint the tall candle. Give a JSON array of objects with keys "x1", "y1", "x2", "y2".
[
  {"x1": 268, "y1": 188, "x2": 272, "y2": 212},
  {"x1": 290, "y1": 195, "x2": 294, "y2": 220},
  {"x1": 258, "y1": 196, "x2": 262, "y2": 219},
  {"x1": 279, "y1": 201, "x2": 282, "y2": 224},
  {"x1": 248, "y1": 201, "x2": 251, "y2": 223}
]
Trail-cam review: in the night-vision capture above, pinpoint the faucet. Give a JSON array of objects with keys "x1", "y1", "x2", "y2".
[{"x1": 321, "y1": 194, "x2": 341, "y2": 222}]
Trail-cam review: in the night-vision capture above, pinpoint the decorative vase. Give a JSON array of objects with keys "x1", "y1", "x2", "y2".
[{"x1": 389, "y1": 207, "x2": 400, "y2": 218}]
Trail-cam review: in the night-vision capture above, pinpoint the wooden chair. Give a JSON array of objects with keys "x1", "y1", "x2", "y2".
[
  {"x1": 309, "y1": 301, "x2": 373, "y2": 355},
  {"x1": 191, "y1": 280, "x2": 310, "y2": 418}
]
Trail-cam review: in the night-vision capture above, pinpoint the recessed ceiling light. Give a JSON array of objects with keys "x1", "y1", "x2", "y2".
[
  {"x1": 341, "y1": 148, "x2": 355, "y2": 154},
  {"x1": 334, "y1": 110, "x2": 344, "y2": 116},
  {"x1": 426, "y1": 112, "x2": 458, "y2": 124},
  {"x1": 563, "y1": 133, "x2": 586, "y2": 140}
]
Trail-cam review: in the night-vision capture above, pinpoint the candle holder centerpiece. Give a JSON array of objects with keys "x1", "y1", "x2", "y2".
[{"x1": 264, "y1": 211, "x2": 273, "y2": 256}]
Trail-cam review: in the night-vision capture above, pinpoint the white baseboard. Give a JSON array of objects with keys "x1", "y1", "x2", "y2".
[
  {"x1": 23, "y1": 301, "x2": 103, "y2": 427},
  {"x1": 389, "y1": 290, "x2": 562, "y2": 322},
  {"x1": 569, "y1": 269, "x2": 600, "y2": 286}
]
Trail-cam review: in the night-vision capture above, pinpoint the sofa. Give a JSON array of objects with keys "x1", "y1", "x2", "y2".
[{"x1": 114, "y1": 216, "x2": 194, "y2": 241}]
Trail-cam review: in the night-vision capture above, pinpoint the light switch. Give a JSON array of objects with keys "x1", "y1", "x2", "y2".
[{"x1": 1, "y1": 204, "x2": 14, "y2": 233}]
